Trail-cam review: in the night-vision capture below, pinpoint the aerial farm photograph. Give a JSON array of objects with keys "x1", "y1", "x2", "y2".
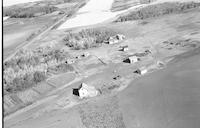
[{"x1": 2, "y1": 0, "x2": 200, "y2": 127}]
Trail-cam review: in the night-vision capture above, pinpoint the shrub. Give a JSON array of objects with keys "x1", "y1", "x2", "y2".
[
  {"x1": 6, "y1": 73, "x2": 35, "y2": 93},
  {"x1": 51, "y1": 63, "x2": 74, "y2": 73},
  {"x1": 33, "y1": 71, "x2": 46, "y2": 84}
]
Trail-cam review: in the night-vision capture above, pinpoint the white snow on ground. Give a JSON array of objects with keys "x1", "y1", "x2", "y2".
[
  {"x1": 78, "y1": 0, "x2": 114, "y2": 13},
  {"x1": 3, "y1": 0, "x2": 41, "y2": 7},
  {"x1": 57, "y1": 0, "x2": 123, "y2": 30},
  {"x1": 57, "y1": 11, "x2": 121, "y2": 30},
  {"x1": 3, "y1": 16, "x2": 9, "y2": 21}
]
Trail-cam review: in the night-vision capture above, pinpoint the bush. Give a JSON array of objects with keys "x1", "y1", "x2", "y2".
[
  {"x1": 33, "y1": 71, "x2": 46, "y2": 84},
  {"x1": 4, "y1": 71, "x2": 46, "y2": 93},
  {"x1": 49, "y1": 63, "x2": 74, "y2": 73},
  {"x1": 63, "y1": 29, "x2": 117, "y2": 50},
  {"x1": 5, "y1": 73, "x2": 35, "y2": 93},
  {"x1": 115, "y1": 2, "x2": 200, "y2": 22}
]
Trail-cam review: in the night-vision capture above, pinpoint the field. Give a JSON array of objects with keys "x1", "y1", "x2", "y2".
[
  {"x1": 3, "y1": 14, "x2": 62, "y2": 58},
  {"x1": 4, "y1": 0, "x2": 200, "y2": 128},
  {"x1": 47, "y1": 73, "x2": 76, "y2": 87},
  {"x1": 119, "y1": 48, "x2": 200, "y2": 128},
  {"x1": 3, "y1": 0, "x2": 86, "y2": 59}
]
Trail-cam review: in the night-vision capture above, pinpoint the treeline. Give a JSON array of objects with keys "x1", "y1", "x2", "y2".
[
  {"x1": 115, "y1": 2, "x2": 200, "y2": 22},
  {"x1": 3, "y1": 5, "x2": 57, "y2": 18},
  {"x1": 3, "y1": 47, "x2": 74, "y2": 94},
  {"x1": 63, "y1": 29, "x2": 117, "y2": 50},
  {"x1": 62, "y1": 0, "x2": 82, "y2": 3}
]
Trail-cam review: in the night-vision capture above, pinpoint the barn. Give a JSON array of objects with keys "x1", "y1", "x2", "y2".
[
  {"x1": 128, "y1": 56, "x2": 139, "y2": 63},
  {"x1": 134, "y1": 67, "x2": 148, "y2": 75},
  {"x1": 73, "y1": 83, "x2": 98, "y2": 99}
]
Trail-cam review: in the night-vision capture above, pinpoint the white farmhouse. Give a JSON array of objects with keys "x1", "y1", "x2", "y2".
[
  {"x1": 108, "y1": 37, "x2": 119, "y2": 44},
  {"x1": 134, "y1": 67, "x2": 148, "y2": 75},
  {"x1": 116, "y1": 34, "x2": 125, "y2": 40},
  {"x1": 128, "y1": 56, "x2": 139, "y2": 63},
  {"x1": 73, "y1": 83, "x2": 98, "y2": 99}
]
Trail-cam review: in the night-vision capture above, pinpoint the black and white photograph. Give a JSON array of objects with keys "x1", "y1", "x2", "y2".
[{"x1": 2, "y1": 0, "x2": 200, "y2": 128}]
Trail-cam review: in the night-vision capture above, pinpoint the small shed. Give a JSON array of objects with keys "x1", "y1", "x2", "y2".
[
  {"x1": 73, "y1": 83, "x2": 98, "y2": 99},
  {"x1": 128, "y1": 56, "x2": 139, "y2": 63},
  {"x1": 134, "y1": 67, "x2": 148, "y2": 75},
  {"x1": 156, "y1": 61, "x2": 165, "y2": 68}
]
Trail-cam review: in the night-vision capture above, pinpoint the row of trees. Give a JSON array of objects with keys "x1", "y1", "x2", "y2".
[
  {"x1": 4, "y1": 5, "x2": 57, "y2": 18},
  {"x1": 115, "y1": 2, "x2": 200, "y2": 22}
]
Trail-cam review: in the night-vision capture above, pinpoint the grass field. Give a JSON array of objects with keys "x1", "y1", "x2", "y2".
[
  {"x1": 4, "y1": 0, "x2": 200, "y2": 127},
  {"x1": 47, "y1": 73, "x2": 76, "y2": 87},
  {"x1": 3, "y1": 14, "x2": 63, "y2": 59},
  {"x1": 3, "y1": 0, "x2": 86, "y2": 59}
]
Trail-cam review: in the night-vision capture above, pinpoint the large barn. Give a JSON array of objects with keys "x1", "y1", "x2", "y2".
[{"x1": 73, "y1": 83, "x2": 98, "y2": 99}]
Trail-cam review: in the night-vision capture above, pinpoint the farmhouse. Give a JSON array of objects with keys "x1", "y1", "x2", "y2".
[
  {"x1": 65, "y1": 59, "x2": 75, "y2": 64},
  {"x1": 121, "y1": 45, "x2": 128, "y2": 51},
  {"x1": 82, "y1": 52, "x2": 90, "y2": 57},
  {"x1": 116, "y1": 34, "x2": 125, "y2": 40},
  {"x1": 105, "y1": 34, "x2": 126, "y2": 44},
  {"x1": 73, "y1": 83, "x2": 98, "y2": 99},
  {"x1": 108, "y1": 37, "x2": 119, "y2": 44},
  {"x1": 134, "y1": 67, "x2": 148, "y2": 75},
  {"x1": 128, "y1": 56, "x2": 139, "y2": 63}
]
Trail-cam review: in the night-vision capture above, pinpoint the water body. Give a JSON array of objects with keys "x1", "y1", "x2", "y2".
[{"x1": 57, "y1": 0, "x2": 125, "y2": 30}]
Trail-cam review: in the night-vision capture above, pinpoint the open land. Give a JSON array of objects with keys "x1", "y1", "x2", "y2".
[
  {"x1": 3, "y1": 0, "x2": 87, "y2": 59},
  {"x1": 3, "y1": 0, "x2": 200, "y2": 128}
]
